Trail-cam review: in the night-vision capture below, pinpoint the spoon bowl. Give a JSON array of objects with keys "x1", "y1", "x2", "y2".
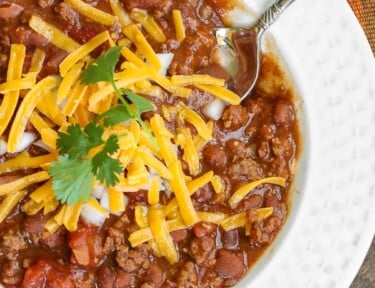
[{"x1": 215, "y1": 0, "x2": 296, "y2": 101}]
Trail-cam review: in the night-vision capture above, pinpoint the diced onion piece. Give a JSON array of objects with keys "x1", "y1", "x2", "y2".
[
  {"x1": 64, "y1": 0, "x2": 117, "y2": 26},
  {"x1": 32, "y1": 139, "x2": 52, "y2": 153},
  {"x1": 156, "y1": 53, "x2": 174, "y2": 76},
  {"x1": 81, "y1": 198, "x2": 109, "y2": 227},
  {"x1": 29, "y1": 16, "x2": 79, "y2": 52},
  {"x1": 203, "y1": 98, "x2": 227, "y2": 120},
  {"x1": 0, "y1": 139, "x2": 7, "y2": 155},
  {"x1": 148, "y1": 206, "x2": 178, "y2": 264},
  {"x1": 12, "y1": 132, "x2": 37, "y2": 154},
  {"x1": 0, "y1": 191, "x2": 25, "y2": 223},
  {"x1": 92, "y1": 185, "x2": 107, "y2": 199},
  {"x1": 130, "y1": 8, "x2": 166, "y2": 43},
  {"x1": 229, "y1": 177, "x2": 286, "y2": 208}
]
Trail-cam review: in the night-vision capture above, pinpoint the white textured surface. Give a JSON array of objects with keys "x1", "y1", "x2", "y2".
[{"x1": 238, "y1": 0, "x2": 375, "y2": 287}]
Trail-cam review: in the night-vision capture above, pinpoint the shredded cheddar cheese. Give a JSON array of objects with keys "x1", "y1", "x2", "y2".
[
  {"x1": 220, "y1": 207, "x2": 274, "y2": 231},
  {"x1": 171, "y1": 74, "x2": 225, "y2": 87},
  {"x1": 109, "y1": 0, "x2": 132, "y2": 28},
  {"x1": 0, "y1": 152, "x2": 56, "y2": 174},
  {"x1": 169, "y1": 161, "x2": 200, "y2": 226},
  {"x1": 0, "y1": 171, "x2": 50, "y2": 197},
  {"x1": 64, "y1": 0, "x2": 118, "y2": 26},
  {"x1": 63, "y1": 202, "x2": 83, "y2": 231},
  {"x1": 123, "y1": 24, "x2": 162, "y2": 71},
  {"x1": 0, "y1": 191, "x2": 26, "y2": 223},
  {"x1": 60, "y1": 31, "x2": 110, "y2": 77},
  {"x1": 0, "y1": 77, "x2": 36, "y2": 94},
  {"x1": 57, "y1": 61, "x2": 85, "y2": 103},
  {"x1": 135, "y1": 205, "x2": 149, "y2": 228},
  {"x1": 108, "y1": 187, "x2": 126, "y2": 213},
  {"x1": 195, "y1": 84, "x2": 241, "y2": 105},
  {"x1": 148, "y1": 206, "x2": 178, "y2": 264},
  {"x1": 29, "y1": 16, "x2": 79, "y2": 52},
  {"x1": 130, "y1": 8, "x2": 166, "y2": 43},
  {"x1": 179, "y1": 105, "x2": 212, "y2": 141},
  {"x1": 26, "y1": 48, "x2": 46, "y2": 76},
  {"x1": 148, "y1": 176, "x2": 160, "y2": 205},
  {"x1": 172, "y1": 9, "x2": 185, "y2": 42},
  {"x1": 229, "y1": 177, "x2": 286, "y2": 208},
  {"x1": 0, "y1": 44, "x2": 25, "y2": 136},
  {"x1": 8, "y1": 76, "x2": 57, "y2": 153}
]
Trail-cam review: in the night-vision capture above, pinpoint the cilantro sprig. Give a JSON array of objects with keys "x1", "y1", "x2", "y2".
[
  {"x1": 49, "y1": 122, "x2": 122, "y2": 205},
  {"x1": 49, "y1": 46, "x2": 156, "y2": 205}
]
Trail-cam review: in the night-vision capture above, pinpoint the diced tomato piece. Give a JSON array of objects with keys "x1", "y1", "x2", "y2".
[
  {"x1": 69, "y1": 223, "x2": 103, "y2": 267},
  {"x1": 22, "y1": 259, "x2": 74, "y2": 288}
]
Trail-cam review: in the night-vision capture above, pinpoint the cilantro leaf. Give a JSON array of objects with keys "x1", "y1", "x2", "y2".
[
  {"x1": 96, "y1": 106, "x2": 133, "y2": 127},
  {"x1": 57, "y1": 124, "x2": 89, "y2": 159},
  {"x1": 91, "y1": 135, "x2": 122, "y2": 186},
  {"x1": 122, "y1": 89, "x2": 155, "y2": 114},
  {"x1": 84, "y1": 122, "x2": 105, "y2": 146},
  {"x1": 81, "y1": 45, "x2": 123, "y2": 85},
  {"x1": 49, "y1": 155, "x2": 94, "y2": 205},
  {"x1": 57, "y1": 123, "x2": 103, "y2": 159}
]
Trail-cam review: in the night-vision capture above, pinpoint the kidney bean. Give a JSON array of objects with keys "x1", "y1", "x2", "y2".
[{"x1": 214, "y1": 249, "x2": 245, "y2": 279}]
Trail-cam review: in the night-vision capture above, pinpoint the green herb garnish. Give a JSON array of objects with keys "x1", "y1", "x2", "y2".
[
  {"x1": 49, "y1": 122, "x2": 122, "y2": 205},
  {"x1": 49, "y1": 46, "x2": 156, "y2": 205}
]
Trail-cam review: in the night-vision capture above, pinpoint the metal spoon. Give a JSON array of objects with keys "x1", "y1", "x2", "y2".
[{"x1": 215, "y1": 0, "x2": 295, "y2": 101}]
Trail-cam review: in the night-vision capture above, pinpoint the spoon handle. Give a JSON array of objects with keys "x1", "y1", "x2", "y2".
[{"x1": 256, "y1": 0, "x2": 295, "y2": 33}]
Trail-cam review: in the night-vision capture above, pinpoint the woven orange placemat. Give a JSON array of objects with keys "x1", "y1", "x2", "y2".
[{"x1": 348, "y1": 0, "x2": 375, "y2": 54}]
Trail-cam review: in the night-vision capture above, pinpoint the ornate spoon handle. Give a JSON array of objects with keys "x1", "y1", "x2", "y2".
[{"x1": 256, "y1": 0, "x2": 296, "y2": 33}]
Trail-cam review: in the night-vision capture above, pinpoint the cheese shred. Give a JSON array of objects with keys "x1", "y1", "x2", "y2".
[{"x1": 64, "y1": 0, "x2": 118, "y2": 26}]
